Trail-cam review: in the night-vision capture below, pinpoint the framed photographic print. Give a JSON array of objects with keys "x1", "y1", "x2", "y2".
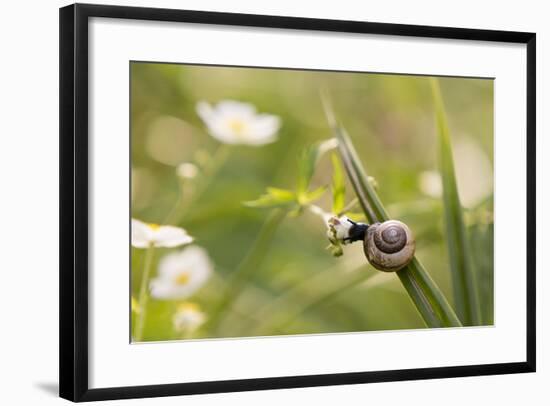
[{"x1": 59, "y1": 3, "x2": 536, "y2": 402}]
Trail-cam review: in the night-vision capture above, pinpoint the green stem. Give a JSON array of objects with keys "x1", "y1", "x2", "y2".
[
  {"x1": 164, "y1": 144, "x2": 231, "y2": 225},
  {"x1": 134, "y1": 245, "x2": 155, "y2": 342},
  {"x1": 162, "y1": 183, "x2": 186, "y2": 225},
  {"x1": 397, "y1": 258, "x2": 462, "y2": 327},
  {"x1": 205, "y1": 209, "x2": 287, "y2": 333}
]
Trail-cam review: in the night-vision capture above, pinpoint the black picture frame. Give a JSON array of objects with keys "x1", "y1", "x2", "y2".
[{"x1": 59, "y1": 3, "x2": 536, "y2": 402}]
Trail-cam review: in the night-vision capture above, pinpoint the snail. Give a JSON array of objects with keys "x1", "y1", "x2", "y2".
[
  {"x1": 330, "y1": 217, "x2": 415, "y2": 272},
  {"x1": 363, "y1": 220, "x2": 415, "y2": 272}
]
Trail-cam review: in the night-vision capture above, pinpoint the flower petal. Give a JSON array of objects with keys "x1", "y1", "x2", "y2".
[
  {"x1": 131, "y1": 218, "x2": 153, "y2": 248},
  {"x1": 229, "y1": 114, "x2": 281, "y2": 146},
  {"x1": 149, "y1": 278, "x2": 184, "y2": 299},
  {"x1": 196, "y1": 101, "x2": 215, "y2": 125},
  {"x1": 196, "y1": 100, "x2": 281, "y2": 146},
  {"x1": 150, "y1": 278, "x2": 197, "y2": 300},
  {"x1": 249, "y1": 114, "x2": 281, "y2": 139},
  {"x1": 173, "y1": 305, "x2": 206, "y2": 332},
  {"x1": 215, "y1": 100, "x2": 256, "y2": 118},
  {"x1": 206, "y1": 119, "x2": 244, "y2": 144},
  {"x1": 182, "y1": 246, "x2": 213, "y2": 289},
  {"x1": 151, "y1": 246, "x2": 213, "y2": 300},
  {"x1": 152, "y1": 226, "x2": 193, "y2": 248},
  {"x1": 156, "y1": 251, "x2": 185, "y2": 279}
]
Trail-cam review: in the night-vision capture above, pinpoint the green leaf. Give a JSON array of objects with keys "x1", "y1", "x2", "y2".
[
  {"x1": 266, "y1": 187, "x2": 296, "y2": 201},
  {"x1": 331, "y1": 154, "x2": 346, "y2": 213},
  {"x1": 300, "y1": 185, "x2": 328, "y2": 205},
  {"x1": 297, "y1": 138, "x2": 338, "y2": 195},
  {"x1": 323, "y1": 102, "x2": 462, "y2": 328},
  {"x1": 244, "y1": 187, "x2": 297, "y2": 208},
  {"x1": 430, "y1": 78, "x2": 481, "y2": 326}
]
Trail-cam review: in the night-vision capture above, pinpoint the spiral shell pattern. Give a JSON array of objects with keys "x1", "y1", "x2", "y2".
[{"x1": 363, "y1": 220, "x2": 415, "y2": 272}]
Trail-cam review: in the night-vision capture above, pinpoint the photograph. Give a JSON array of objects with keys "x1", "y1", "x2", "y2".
[{"x1": 130, "y1": 62, "x2": 494, "y2": 342}]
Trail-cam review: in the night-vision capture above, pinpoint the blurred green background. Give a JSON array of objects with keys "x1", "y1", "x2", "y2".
[{"x1": 131, "y1": 62, "x2": 494, "y2": 341}]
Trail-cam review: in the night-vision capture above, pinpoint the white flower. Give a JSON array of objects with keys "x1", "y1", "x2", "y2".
[
  {"x1": 131, "y1": 219, "x2": 193, "y2": 248},
  {"x1": 196, "y1": 100, "x2": 281, "y2": 145},
  {"x1": 176, "y1": 162, "x2": 199, "y2": 180},
  {"x1": 327, "y1": 215, "x2": 354, "y2": 244},
  {"x1": 172, "y1": 302, "x2": 207, "y2": 333},
  {"x1": 325, "y1": 215, "x2": 357, "y2": 257},
  {"x1": 150, "y1": 246, "x2": 213, "y2": 300}
]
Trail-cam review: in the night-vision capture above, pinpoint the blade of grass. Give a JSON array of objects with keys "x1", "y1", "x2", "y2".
[
  {"x1": 321, "y1": 96, "x2": 461, "y2": 327},
  {"x1": 430, "y1": 78, "x2": 481, "y2": 326},
  {"x1": 396, "y1": 257, "x2": 461, "y2": 327}
]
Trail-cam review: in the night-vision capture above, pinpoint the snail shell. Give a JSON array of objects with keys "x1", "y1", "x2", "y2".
[{"x1": 363, "y1": 220, "x2": 415, "y2": 272}]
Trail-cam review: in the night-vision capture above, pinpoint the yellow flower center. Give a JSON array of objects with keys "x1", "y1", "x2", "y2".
[
  {"x1": 148, "y1": 223, "x2": 161, "y2": 231},
  {"x1": 228, "y1": 119, "x2": 247, "y2": 136},
  {"x1": 174, "y1": 272, "x2": 191, "y2": 285}
]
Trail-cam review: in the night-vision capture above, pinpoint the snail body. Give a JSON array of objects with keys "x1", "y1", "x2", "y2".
[{"x1": 363, "y1": 220, "x2": 415, "y2": 272}]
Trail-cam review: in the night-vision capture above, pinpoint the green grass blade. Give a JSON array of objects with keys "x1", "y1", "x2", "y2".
[
  {"x1": 335, "y1": 126, "x2": 389, "y2": 223},
  {"x1": 396, "y1": 258, "x2": 461, "y2": 327},
  {"x1": 430, "y1": 78, "x2": 481, "y2": 326},
  {"x1": 324, "y1": 109, "x2": 461, "y2": 328}
]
